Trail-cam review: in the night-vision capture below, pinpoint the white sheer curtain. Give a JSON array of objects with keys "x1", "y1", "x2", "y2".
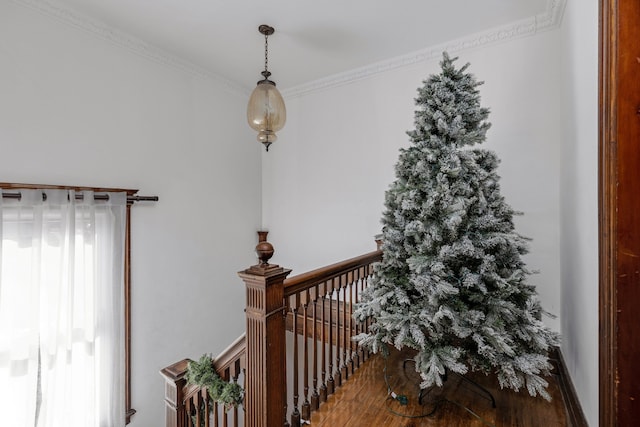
[{"x1": 0, "y1": 189, "x2": 127, "y2": 427}]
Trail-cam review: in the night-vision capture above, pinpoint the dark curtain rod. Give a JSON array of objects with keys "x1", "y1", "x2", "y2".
[{"x1": 1, "y1": 192, "x2": 158, "y2": 203}]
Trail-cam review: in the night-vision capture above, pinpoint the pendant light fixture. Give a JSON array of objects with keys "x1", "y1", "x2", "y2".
[{"x1": 246, "y1": 25, "x2": 286, "y2": 152}]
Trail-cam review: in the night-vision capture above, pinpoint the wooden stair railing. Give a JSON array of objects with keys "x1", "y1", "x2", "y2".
[
  {"x1": 160, "y1": 333, "x2": 246, "y2": 427},
  {"x1": 282, "y1": 247, "x2": 382, "y2": 425},
  {"x1": 162, "y1": 233, "x2": 382, "y2": 427}
]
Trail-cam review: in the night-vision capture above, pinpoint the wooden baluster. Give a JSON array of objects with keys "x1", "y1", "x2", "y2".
[
  {"x1": 183, "y1": 398, "x2": 189, "y2": 427},
  {"x1": 208, "y1": 388, "x2": 215, "y2": 427},
  {"x1": 191, "y1": 392, "x2": 204, "y2": 427},
  {"x1": 311, "y1": 285, "x2": 320, "y2": 411},
  {"x1": 194, "y1": 395, "x2": 200, "y2": 427},
  {"x1": 320, "y1": 290, "x2": 328, "y2": 402},
  {"x1": 353, "y1": 276, "x2": 361, "y2": 369},
  {"x1": 327, "y1": 286, "x2": 335, "y2": 395},
  {"x1": 204, "y1": 389, "x2": 211, "y2": 427},
  {"x1": 347, "y1": 274, "x2": 355, "y2": 376},
  {"x1": 213, "y1": 402, "x2": 219, "y2": 427},
  {"x1": 301, "y1": 289, "x2": 311, "y2": 422},
  {"x1": 362, "y1": 276, "x2": 369, "y2": 362},
  {"x1": 291, "y1": 293, "x2": 301, "y2": 427},
  {"x1": 355, "y1": 270, "x2": 364, "y2": 371},
  {"x1": 365, "y1": 273, "x2": 372, "y2": 361},
  {"x1": 334, "y1": 279, "x2": 342, "y2": 388},
  {"x1": 354, "y1": 268, "x2": 365, "y2": 369},
  {"x1": 185, "y1": 397, "x2": 192, "y2": 427},
  {"x1": 205, "y1": 388, "x2": 211, "y2": 427},
  {"x1": 204, "y1": 391, "x2": 209, "y2": 427},
  {"x1": 358, "y1": 270, "x2": 365, "y2": 351},
  {"x1": 196, "y1": 396, "x2": 202, "y2": 427},
  {"x1": 357, "y1": 276, "x2": 364, "y2": 364},
  {"x1": 237, "y1": 232, "x2": 291, "y2": 427},
  {"x1": 341, "y1": 275, "x2": 348, "y2": 380},
  {"x1": 231, "y1": 361, "x2": 240, "y2": 427},
  {"x1": 221, "y1": 386, "x2": 228, "y2": 427}
]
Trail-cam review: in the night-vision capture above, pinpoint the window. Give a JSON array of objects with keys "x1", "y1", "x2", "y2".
[{"x1": 0, "y1": 184, "x2": 140, "y2": 427}]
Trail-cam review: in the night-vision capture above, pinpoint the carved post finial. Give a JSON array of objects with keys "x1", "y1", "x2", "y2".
[
  {"x1": 256, "y1": 230, "x2": 274, "y2": 266},
  {"x1": 375, "y1": 234, "x2": 383, "y2": 251},
  {"x1": 238, "y1": 232, "x2": 291, "y2": 427}
]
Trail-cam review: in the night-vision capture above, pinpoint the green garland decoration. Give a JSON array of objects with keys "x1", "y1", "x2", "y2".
[{"x1": 186, "y1": 354, "x2": 244, "y2": 411}]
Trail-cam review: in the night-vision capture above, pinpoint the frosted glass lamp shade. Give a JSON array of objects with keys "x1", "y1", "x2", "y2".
[{"x1": 247, "y1": 80, "x2": 286, "y2": 151}]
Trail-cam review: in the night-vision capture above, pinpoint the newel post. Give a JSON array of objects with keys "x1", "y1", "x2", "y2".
[
  {"x1": 159, "y1": 359, "x2": 189, "y2": 427},
  {"x1": 238, "y1": 231, "x2": 291, "y2": 427}
]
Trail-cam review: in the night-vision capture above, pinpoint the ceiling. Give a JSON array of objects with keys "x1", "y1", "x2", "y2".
[{"x1": 50, "y1": 0, "x2": 550, "y2": 91}]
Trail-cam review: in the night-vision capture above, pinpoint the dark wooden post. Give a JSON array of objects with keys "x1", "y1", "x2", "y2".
[
  {"x1": 238, "y1": 231, "x2": 291, "y2": 427},
  {"x1": 159, "y1": 359, "x2": 189, "y2": 427}
]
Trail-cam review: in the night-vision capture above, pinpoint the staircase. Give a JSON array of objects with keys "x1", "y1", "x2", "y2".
[{"x1": 161, "y1": 233, "x2": 382, "y2": 427}]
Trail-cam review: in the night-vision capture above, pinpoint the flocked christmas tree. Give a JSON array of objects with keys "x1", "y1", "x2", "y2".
[{"x1": 354, "y1": 53, "x2": 560, "y2": 400}]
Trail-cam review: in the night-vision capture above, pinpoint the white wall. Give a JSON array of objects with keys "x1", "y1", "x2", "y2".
[
  {"x1": 0, "y1": 2, "x2": 262, "y2": 426},
  {"x1": 263, "y1": 31, "x2": 564, "y2": 332},
  {"x1": 0, "y1": 0, "x2": 599, "y2": 424},
  {"x1": 559, "y1": 0, "x2": 599, "y2": 425}
]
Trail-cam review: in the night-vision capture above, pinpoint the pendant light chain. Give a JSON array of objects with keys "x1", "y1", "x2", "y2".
[{"x1": 264, "y1": 33, "x2": 269, "y2": 74}]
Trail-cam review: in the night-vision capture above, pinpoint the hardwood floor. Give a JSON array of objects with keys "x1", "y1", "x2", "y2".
[{"x1": 310, "y1": 348, "x2": 568, "y2": 426}]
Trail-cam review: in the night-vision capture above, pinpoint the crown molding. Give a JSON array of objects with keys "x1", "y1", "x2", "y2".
[
  {"x1": 10, "y1": 0, "x2": 565, "y2": 100},
  {"x1": 9, "y1": 0, "x2": 250, "y2": 97},
  {"x1": 281, "y1": 0, "x2": 566, "y2": 98}
]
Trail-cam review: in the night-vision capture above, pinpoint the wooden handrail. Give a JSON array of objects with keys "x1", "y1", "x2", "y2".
[
  {"x1": 163, "y1": 234, "x2": 383, "y2": 427},
  {"x1": 213, "y1": 333, "x2": 246, "y2": 375},
  {"x1": 283, "y1": 250, "x2": 382, "y2": 297},
  {"x1": 160, "y1": 333, "x2": 246, "y2": 384},
  {"x1": 160, "y1": 334, "x2": 247, "y2": 427}
]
